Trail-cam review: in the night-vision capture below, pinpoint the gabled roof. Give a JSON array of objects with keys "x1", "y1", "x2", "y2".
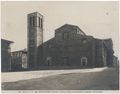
[
  {"x1": 55, "y1": 24, "x2": 78, "y2": 30},
  {"x1": 55, "y1": 24, "x2": 86, "y2": 35}
]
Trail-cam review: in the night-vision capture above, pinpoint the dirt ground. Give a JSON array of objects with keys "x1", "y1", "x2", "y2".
[
  {"x1": 2, "y1": 67, "x2": 119, "y2": 90},
  {"x1": 1, "y1": 67, "x2": 108, "y2": 83}
]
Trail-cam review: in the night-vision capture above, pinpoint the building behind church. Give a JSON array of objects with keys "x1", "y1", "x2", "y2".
[
  {"x1": 11, "y1": 49, "x2": 27, "y2": 71},
  {"x1": 27, "y1": 12, "x2": 114, "y2": 70}
]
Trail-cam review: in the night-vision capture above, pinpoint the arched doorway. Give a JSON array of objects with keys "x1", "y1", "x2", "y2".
[
  {"x1": 46, "y1": 56, "x2": 52, "y2": 66},
  {"x1": 81, "y1": 57, "x2": 87, "y2": 66}
]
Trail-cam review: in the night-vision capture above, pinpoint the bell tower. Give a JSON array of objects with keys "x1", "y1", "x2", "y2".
[{"x1": 27, "y1": 12, "x2": 43, "y2": 69}]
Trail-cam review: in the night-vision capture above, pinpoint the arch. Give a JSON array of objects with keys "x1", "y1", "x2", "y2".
[
  {"x1": 81, "y1": 57, "x2": 87, "y2": 66},
  {"x1": 46, "y1": 56, "x2": 52, "y2": 66}
]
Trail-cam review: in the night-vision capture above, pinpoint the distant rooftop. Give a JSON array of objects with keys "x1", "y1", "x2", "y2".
[
  {"x1": 12, "y1": 49, "x2": 27, "y2": 53},
  {"x1": 1, "y1": 39, "x2": 14, "y2": 44}
]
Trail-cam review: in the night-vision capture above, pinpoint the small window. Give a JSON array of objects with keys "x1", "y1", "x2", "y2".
[{"x1": 63, "y1": 32, "x2": 69, "y2": 40}]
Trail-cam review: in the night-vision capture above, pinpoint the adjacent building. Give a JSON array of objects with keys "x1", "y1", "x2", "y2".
[
  {"x1": 1, "y1": 39, "x2": 13, "y2": 72},
  {"x1": 11, "y1": 49, "x2": 27, "y2": 71},
  {"x1": 27, "y1": 12, "x2": 114, "y2": 69}
]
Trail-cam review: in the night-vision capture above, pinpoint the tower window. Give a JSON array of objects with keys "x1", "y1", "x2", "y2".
[
  {"x1": 39, "y1": 17, "x2": 40, "y2": 27},
  {"x1": 30, "y1": 16, "x2": 35, "y2": 27},
  {"x1": 38, "y1": 17, "x2": 43, "y2": 29},
  {"x1": 30, "y1": 17, "x2": 33, "y2": 26},
  {"x1": 41, "y1": 19, "x2": 43, "y2": 29},
  {"x1": 33, "y1": 16, "x2": 35, "y2": 26}
]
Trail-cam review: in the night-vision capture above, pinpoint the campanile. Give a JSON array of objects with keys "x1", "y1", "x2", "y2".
[{"x1": 27, "y1": 12, "x2": 43, "y2": 69}]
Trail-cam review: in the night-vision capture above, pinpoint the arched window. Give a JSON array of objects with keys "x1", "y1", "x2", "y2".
[
  {"x1": 41, "y1": 19, "x2": 43, "y2": 29},
  {"x1": 30, "y1": 17, "x2": 32, "y2": 26},
  {"x1": 39, "y1": 17, "x2": 40, "y2": 27},
  {"x1": 81, "y1": 57, "x2": 87, "y2": 66},
  {"x1": 33, "y1": 16, "x2": 35, "y2": 26},
  {"x1": 30, "y1": 16, "x2": 35, "y2": 27}
]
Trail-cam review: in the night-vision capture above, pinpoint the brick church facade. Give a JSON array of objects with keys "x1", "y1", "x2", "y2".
[{"x1": 27, "y1": 12, "x2": 114, "y2": 69}]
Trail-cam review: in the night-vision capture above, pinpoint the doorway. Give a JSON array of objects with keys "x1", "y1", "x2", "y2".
[
  {"x1": 46, "y1": 56, "x2": 52, "y2": 66},
  {"x1": 81, "y1": 57, "x2": 87, "y2": 66}
]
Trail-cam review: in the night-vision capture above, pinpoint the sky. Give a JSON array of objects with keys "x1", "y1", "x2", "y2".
[{"x1": 1, "y1": 1, "x2": 119, "y2": 57}]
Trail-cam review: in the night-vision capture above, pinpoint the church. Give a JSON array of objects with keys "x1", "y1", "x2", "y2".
[{"x1": 27, "y1": 12, "x2": 114, "y2": 70}]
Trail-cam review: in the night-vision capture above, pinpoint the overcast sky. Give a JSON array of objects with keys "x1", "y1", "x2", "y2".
[{"x1": 1, "y1": 1, "x2": 119, "y2": 57}]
